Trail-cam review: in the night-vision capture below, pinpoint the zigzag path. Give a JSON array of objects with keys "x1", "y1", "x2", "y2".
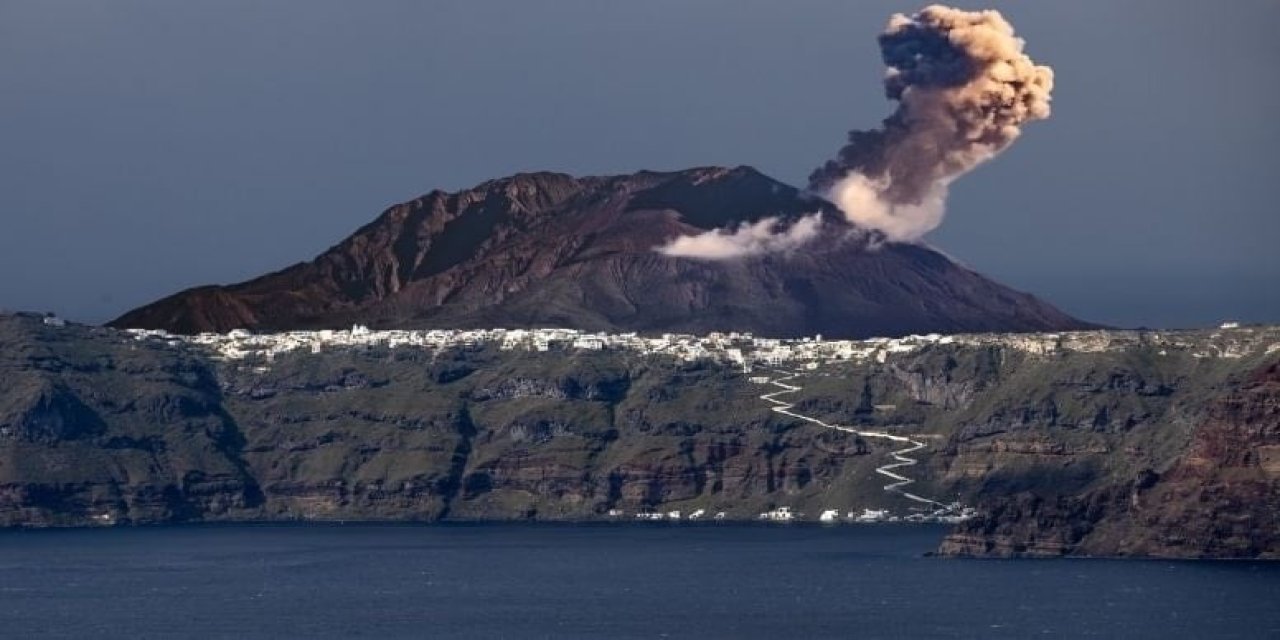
[{"x1": 758, "y1": 370, "x2": 948, "y2": 508}]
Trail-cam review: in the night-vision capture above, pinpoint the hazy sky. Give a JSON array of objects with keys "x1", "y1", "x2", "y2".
[{"x1": 3, "y1": 1, "x2": 1278, "y2": 328}]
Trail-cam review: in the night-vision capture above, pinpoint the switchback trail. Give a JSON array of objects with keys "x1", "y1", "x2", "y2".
[{"x1": 759, "y1": 371, "x2": 948, "y2": 508}]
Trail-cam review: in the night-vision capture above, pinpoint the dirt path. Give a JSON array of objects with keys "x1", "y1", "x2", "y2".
[{"x1": 759, "y1": 371, "x2": 948, "y2": 509}]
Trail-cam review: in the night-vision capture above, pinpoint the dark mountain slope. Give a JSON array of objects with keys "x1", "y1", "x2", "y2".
[{"x1": 111, "y1": 166, "x2": 1089, "y2": 337}]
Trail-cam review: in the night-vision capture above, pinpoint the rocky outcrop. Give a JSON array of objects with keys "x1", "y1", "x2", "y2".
[
  {"x1": 939, "y1": 360, "x2": 1280, "y2": 559},
  {"x1": 0, "y1": 381, "x2": 107, "y2": 443},
  {"x1": 110, "y1": 166, "x2": 1090, "y2": 338},
  {"x1": 0, "y1": 316, "x2": 263, "y2": 526}
]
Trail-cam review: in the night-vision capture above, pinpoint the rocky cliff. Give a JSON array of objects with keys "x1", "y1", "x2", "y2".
[
  {"x1": 3, "y1": 314, "x2": 1278, "y2": 559},
  {"x1": 110, "y1": 166, "x2": 1089, "y2": 338},
  {"x1": 939, "y1": 358, "x2": 1280, "y2": 558},
  {"x1": 0, "y1": 314, "x2": 895, "y2": 525}
]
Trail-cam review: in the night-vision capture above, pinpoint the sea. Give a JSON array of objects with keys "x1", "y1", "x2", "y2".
[{"x1": 0, "y1": 523, "x2": 1276, "y2": 639}]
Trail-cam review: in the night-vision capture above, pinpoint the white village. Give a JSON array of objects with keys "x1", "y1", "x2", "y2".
[{"x1": 120, "y1": 321, "x2": 1279, "y2": 369}]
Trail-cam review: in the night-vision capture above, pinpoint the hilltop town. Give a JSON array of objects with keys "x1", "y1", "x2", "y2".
[{"x1": 119, "y1": 321, "x2": 1280, "y2": 370}]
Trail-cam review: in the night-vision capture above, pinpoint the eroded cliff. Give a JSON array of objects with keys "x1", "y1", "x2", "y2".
[{"x1": 2, "y1": 314, "x2": 1277, "y2": 559}]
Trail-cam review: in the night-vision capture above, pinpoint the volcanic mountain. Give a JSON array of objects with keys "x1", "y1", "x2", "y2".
[{"x1": 111, "y1": 166, "x2": 1090, "y2": 338}]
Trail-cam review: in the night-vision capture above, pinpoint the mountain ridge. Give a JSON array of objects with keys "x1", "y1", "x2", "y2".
[{"x1": 111, "y1": 166, "x2": 1092, "y2": 338}]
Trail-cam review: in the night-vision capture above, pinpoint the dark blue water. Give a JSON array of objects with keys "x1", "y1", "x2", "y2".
[{"x1": 1, "y1": 524, "x2": 1277, "y2": 639}]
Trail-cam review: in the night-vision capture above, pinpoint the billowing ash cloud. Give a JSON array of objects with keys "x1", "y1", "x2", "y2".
[
  {"x1": 658, "y1": 213, "x2": 822, "y2": 260},
  {"x1": 811, "y1": 5, "x2": 1054, "y2": 242},
  {"x1": 653, "y1": 5, "x2": 1051, "y2": 258}
]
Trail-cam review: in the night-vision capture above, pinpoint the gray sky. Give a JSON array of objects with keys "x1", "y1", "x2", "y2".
[{"x1": 3, "y1": 1, "x2": 1278, "y2": 328}]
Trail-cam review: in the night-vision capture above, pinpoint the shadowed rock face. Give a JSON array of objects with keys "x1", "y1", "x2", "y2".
[
  {"x1": 110, "y1": 166, "x2": 1090, "y2": 338},
  {"x1": 939, "y1": 359, "x2": 1280, "y2": 559}
]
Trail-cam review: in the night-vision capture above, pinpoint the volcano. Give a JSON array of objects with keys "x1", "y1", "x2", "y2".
[{"x1": 110, "y1": 166, "x2": 1091, "y2": 338}]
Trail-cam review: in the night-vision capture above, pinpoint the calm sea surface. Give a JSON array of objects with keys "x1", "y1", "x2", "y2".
[{"x1": 0, "y1": 523, "x2": 1276, "y2": 639}]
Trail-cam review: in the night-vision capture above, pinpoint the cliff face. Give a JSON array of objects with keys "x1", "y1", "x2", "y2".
[
  {"x1": 940, "y1": 360, "x2": 1280, "y2": 558},
  {"x1": 4, "y1": 314, "x2": 1278, "y2": 559},
  {"x1": 110, "y1": 166, "x2": 1089, "y2": 338},
  {"x1": 0, "y1": 315, "x2": 905, "y2": 525},
  {"x1": 0, "y1": 318, "x2": 262, "y2": 525}
]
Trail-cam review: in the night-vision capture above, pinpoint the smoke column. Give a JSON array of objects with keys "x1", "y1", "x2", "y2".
[{"x1": 811, "y1": 5, "x2": 1054, "y2": 242}]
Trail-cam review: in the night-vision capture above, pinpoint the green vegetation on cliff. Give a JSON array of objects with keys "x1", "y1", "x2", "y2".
[{"x1": 1, "y1": 314, "x2": 1276, "y2": 559}]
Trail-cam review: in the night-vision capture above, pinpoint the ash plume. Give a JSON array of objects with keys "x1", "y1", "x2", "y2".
[{"x1": 812, "y1": 5, "x2": 1054, "y2": 242}]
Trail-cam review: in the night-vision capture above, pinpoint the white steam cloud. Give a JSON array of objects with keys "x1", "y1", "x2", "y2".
[
  {"x1": 829, "y1": 174, "x2": 948, "y2": 243},
  {"x1": 658, "y1": 214, "x2": 823, "y2": 260}
]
